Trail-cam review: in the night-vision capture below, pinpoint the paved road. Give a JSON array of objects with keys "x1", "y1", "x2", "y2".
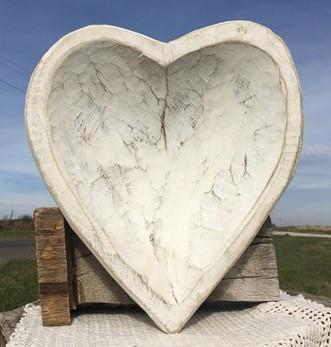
[
  {"x1": 273, "y1": 231, "x2": 331, "y2": 239},
  {"x1": 0, "y1": 240, "x2": 35, "y2": 264}
]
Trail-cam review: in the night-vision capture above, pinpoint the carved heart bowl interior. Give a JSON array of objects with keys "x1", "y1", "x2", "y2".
[{"x1": 26, "y1": 21, "x2": 302, "y2": 333}]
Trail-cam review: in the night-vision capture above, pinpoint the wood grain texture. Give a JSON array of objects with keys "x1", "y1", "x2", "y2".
[
  {"x1": 72, "y1": 217, "x2": 279, "y2": 306},
  {"x1": 34, "y1": 208, "x2": 73, "y2": 326}
]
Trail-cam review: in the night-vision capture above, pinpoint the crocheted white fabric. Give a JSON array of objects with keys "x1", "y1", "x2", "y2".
[{"x1": 7, "y1": 292, "x2": 331, "y2": 347}]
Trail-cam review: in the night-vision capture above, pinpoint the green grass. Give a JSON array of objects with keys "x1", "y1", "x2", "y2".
[
  {"x1": 274, "y1": 235, "x2": 331, "y2": 297},
  {"x1": 0, "y1": 229, "x2": 34, "y2": 240},
  {"x1": 0, "y1": 259, "x2": 38, "y2": 312}
]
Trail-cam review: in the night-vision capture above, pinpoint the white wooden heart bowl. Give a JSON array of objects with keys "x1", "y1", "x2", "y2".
[{"x1": 26, "y1": 21, "x2": 303, "y2": 333}]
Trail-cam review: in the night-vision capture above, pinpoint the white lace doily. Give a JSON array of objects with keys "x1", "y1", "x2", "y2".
[{"x1": 7, "y1": 292, "x2": 331, "y2": 347}]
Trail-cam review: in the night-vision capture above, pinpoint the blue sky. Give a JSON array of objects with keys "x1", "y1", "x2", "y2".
[{"x1": 0, "y1": 0, "x2": 330, "y2": 225}]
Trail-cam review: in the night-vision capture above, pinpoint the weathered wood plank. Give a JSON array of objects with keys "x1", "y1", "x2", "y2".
[
  {"x1": 72, "y1": 217, "x2": 279, "y2": 305},
  {"x1": 72, "y1": 231, "x2": 134, "y2": 305},
  {"x1": 208, "y1": 277, "x2": 279, "y2": 302},
  {"x1": 34, "y1": 208, "x2": 279, "y2": 326},
  {"x1": 34, "y1": 208, "x2": 73, "y2": 325},
  {"x1": 225, "y1": 244, "x2": 278, "y2": 279}
]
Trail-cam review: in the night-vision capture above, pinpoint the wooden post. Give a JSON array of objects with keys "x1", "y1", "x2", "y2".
[
  {"x1": 72, "y1": 218, "x2": 279, "y2": 305},
  {"x1": 34, "y1": 208, "x2": 280, "y2": 326},
  {"x1": 34, "y1": 208, "x2": 74, "y2": 326}
]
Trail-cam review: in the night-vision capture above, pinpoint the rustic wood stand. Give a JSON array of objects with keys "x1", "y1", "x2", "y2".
[{"x1": 34, "y1": 208, "x2": 280, "y2": 326}]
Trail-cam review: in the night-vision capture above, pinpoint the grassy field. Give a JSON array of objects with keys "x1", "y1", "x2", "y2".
[
  {"x1": 0, "y1": 259, "x2": 38, "y2": 312},
  {"x1": 0, "y1": 229, "x2": 34, "y2": 240},
  {"x1": 273, "y1": 235, "x2": 331, "y2": 298},
  {"x1": 0, "y1": 216, "x2": 34, "y2": 240},
  {"x1": 0, "y1": 235, "x2": 330, "y2": 312}
]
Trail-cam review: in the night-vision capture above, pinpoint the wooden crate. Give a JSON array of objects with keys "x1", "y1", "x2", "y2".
[{"x1": 34, "y1": 208, "x2": 279, "y2": 326}]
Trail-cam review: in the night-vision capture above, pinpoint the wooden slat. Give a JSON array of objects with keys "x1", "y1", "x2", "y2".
[
  {"x1": 34, "y1": 208, "x2": 73, "y2": 326},
  {"x1": 72, "y1": 231, "x2": 133, "y2": 305},
  {"x1": 208, "y1": 277, "x2": 280, "y2": 302},
  {"x1": 34, "y1": 208, "x2": 280, "y2": 326},
  {"x1": 71, "y1": 217, "x2": 279, "y2": 306}
]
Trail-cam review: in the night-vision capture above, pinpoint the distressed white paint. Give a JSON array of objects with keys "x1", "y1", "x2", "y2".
[{"x1": 25, "y1": 21, "x2": 303, "y2": 333}]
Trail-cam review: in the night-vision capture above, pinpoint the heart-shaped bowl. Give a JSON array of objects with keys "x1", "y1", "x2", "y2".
[{"x1": 26, "y1": 21, "x2": 303, "y2": 333}]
